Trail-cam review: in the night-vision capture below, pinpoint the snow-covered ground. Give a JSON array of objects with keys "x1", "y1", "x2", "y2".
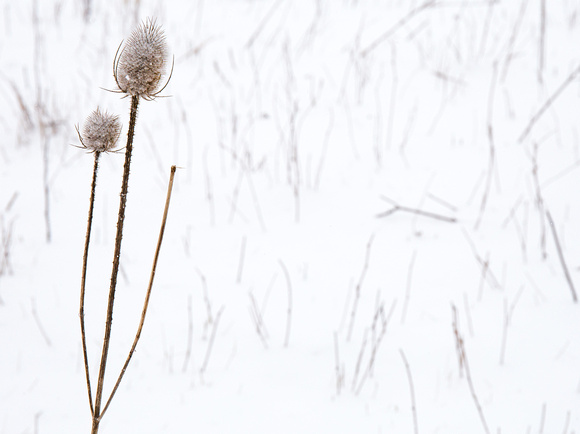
[{"x1": 1, "y1": 1, "x2": 580, "y2": 432}]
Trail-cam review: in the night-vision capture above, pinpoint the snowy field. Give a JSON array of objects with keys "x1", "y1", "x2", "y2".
[{"x1": 1, "y1": 0, "x2": 580, "y2": 432}]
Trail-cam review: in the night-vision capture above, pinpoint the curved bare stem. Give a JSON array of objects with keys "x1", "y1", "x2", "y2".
[{"x1": 100, "y1": 165, "x2": 177, "y2": 419}]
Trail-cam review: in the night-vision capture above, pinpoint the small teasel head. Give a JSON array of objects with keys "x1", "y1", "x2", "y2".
[
  {"x1": 77, "y1": 107, "x2": 122, "y2": 153},
  {"x1": 114, "y1": 18, "x2": 170, "y2": 100}
]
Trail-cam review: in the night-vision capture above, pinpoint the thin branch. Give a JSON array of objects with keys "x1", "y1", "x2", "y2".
[
  {"x1": 427, "y1": 193, "x2": 457, "y2": 213},
  {"x1": 474, "y1": 61, "x2": 499, "y2": 230},
  {"x1": 333, "y1": 332, "x2": 344, "y2": 395},
  {"x1": 249, "y1": 293, "x2": 269, "y2": 349},
  {"x1": 100, "y1": 165, "x2": 177, "y2": 418},
  {"x1": 518, "y1": 64, "x2": 580, "y2": 143},
  {"x1": 31, "y1": 298, "x2": 52, "y2": 347},
  {"x1": 499, "y1": 298, "x2": 509, "y2": 366},
  {"x1": 400, "y1": 250, "x2": 417, "y2": 325},
  {"x1": 499, "y1": 286, "x2": 524, "y2": 366},
  {"x1": 462, "y1": 229, "x2": 501, "y2": 293},
  {"x1": 478, "y1": 0, "x2": 495, "y2": 56},
  {"x1": 452, "y1": 305, "x2": 464, "y2": 377},
  {"x1": 501, "y1": 0, "x2": 528, "y2": 82},
  {"x1": 463, "y1": 293, "x2": 474, "y2": 337},
  {"x1": 538, "y1": 0, "x2": 546, "y2": 84},
  {"x1": 196, "y1": 268, "x2": 214, "y2": 339},
  {"x1": 79, "y1": 152, "x2": 100, "y2": 417},
  {"x1": 399, "y1": 349, "x2": 419, "y2": 434},
  {"x1": 314, "y1": 109, "x2": 334, "y2": 190},
  {"x1": 351, "y1": 329, "x2": 368, "y2": 392},
  {"x1": 181, "y1": 294, "x2": 194, "y2": 373},
  {"x1": 236, "y1": 235, "x2": 247, "y2": 284},
  {"x1": 245, "y1": 0, "x2": 284, "y2": 48},
  {"x1": 546, "y1": 211, "x2": 578, "y2": 303},
  {"x1": 452, "y1": 304, "x2": 490, "y2": 434},
  {"x1": 361, "y1": 0, "x2": 436, "y2": 57},
  {"x1": 530, "y1": 142, "x2": 546, "y2": 259},
  {"x1": 354, "y1": 300, "x2": 396, "y2": 395},
  {"x1": 377, "y1": 197, "x2": 456, "y2": 223},
  {"x1": 347, "y1": 234, "x2": 375, "y2": 341},
  {"x1": 200, "y1": 306, "x2": 224, "y2": 378},
  {"x1": 278, "y1": 259, "x2": 293, "y2": 348},
  {"x1": 538, "y1": 402, "x2": 546, "y2": 434}
]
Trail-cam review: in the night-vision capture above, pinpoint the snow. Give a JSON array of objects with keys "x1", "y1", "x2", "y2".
[{"x1": 1, "y1": 0, "x2": 579, "y2": 432}]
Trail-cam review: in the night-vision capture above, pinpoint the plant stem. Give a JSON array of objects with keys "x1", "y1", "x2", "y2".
[
  {"x1": 92, "y1": 95, "x2": 139, "y2": 434},
  {"x1": 546, "y1": 210, "x2": 578, "y2": 303},
  {"x1": 80, "y1": 151, "x2": 100, "y2": 417},
  {"x1": 100, "y1": 165, "x2": 177, "y2": 419}
]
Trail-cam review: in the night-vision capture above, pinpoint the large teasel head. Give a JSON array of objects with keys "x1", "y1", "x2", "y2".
[
  {"x1": 114, "y1": 18, "x2": 171, "y2": 100},
  {"x1": 77, "y1": 107, "x2": 122, "y2": 153}
]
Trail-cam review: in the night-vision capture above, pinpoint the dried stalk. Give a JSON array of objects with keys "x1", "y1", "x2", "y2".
[
  {"x1": 452, "y1": 305, "x2": 490, "y2": 434},
  {"x1": 92, "y1": 95, "x2": 139, "y2": 434},
  {"x1": 399, "y1": 349, "x2": 419, "y2": 434},
  {"x1": 546, "y1": 211, "x2": 578, "y2": 303},
  {"x1": 276, "y1": 259, "x2": 293, "y2": 348},
  {"x1": 80, "y1": 152, "x2": 101, "y2": 417},
  {"x1": 474, "y1": 62, "x2": 499, "y2": 230},
  {"x1": 378, "y1": 196, "x2": 456, "y2": 223},
  {"x1": 200, "y1": 306, "x2": 225, "y2": 378},
  {"x1": 519, "y1": 64, "x2": 580, "y2": 143},
  {"x1": 347, "y1": 234, "x2": 375, "y2": 341},
  {"x1": 100, "y1": 165, "x2": 177, "y2": 418}
]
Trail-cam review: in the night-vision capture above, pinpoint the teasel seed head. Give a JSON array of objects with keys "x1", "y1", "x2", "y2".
[
  {"x1": 114, "y1": 18, "x2": 170, "y2": 100},
  {"x1": 77, "y1": 107, "x2": 122, "y2": 153}
]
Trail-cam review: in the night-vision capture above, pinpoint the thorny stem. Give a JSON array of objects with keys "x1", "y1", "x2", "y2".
[
  {"x1": 100, "y1": 165, "x2": 177, "y2": 418},
  {"x1": 80, "y1": 151, "x2": 101, "y2": 417},
  {"x1": 92, "y1": 95, "x2": 139, "y2": 434}
]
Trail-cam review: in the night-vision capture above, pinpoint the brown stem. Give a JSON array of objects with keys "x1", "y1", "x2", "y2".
[
  {"x1": 92, "y1": 95, "x2": 139, "y2": 434},
  {"x1": 100, "y1": 165, "x2": 177, "y2": 418},
  {"x1": 80, "y1": 151, "x2": 100, "y2": 417}
]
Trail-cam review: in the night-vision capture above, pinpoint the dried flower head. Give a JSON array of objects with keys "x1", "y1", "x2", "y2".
[
  {"x1": 78, "y1": 108, "x2": 122, "y2": 153},
  {"x1": 114, "y1": 18, "x2": 170, "y2": 99}
]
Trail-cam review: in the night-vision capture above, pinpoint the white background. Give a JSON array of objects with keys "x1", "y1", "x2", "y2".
[{"x1": 1, "y1": 0, "x2": 579, "y2": 432}]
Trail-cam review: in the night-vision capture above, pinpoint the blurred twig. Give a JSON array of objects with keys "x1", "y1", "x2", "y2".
[
  {"x1": 361, "y1": 0, "x2": 436, "y2": 57},
  {"x1": 399, "y1": 349, "x2": 419, "y2": 434},
  {"x1": 546, "y1": 211, "x2": 578, "y2": 303},
  {"x1": 452, "y1": 304, "x2": 490, "y2": 434},
  {"x1": 377, "y1": 196, "x2": 456, "y2": 223},
  {"x1": 519, "y1": 64, "x2": 580, "y2": 143}
]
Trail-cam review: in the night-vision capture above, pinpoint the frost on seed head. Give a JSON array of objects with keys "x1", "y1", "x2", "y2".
[
  {"x1": 79, "y1": 108, "x2": 122, "y2": 153},
  {"x1": 115, "y1": 18, "x2": 169, "y2": 99}
]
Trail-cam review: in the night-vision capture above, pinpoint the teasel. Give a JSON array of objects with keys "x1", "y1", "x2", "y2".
[
  {"x1": 89, "y1": 18, "x2": 172, "y2": 434},
  {"x1": 114, "y1": 17, "x2": 172, "y2": 100},
  {"x1": 77, "y1": 107, "x2": 122, "y2": 154},
  {"x1": 76, "y1": 108, "x2": 122, "y2": 418}
]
